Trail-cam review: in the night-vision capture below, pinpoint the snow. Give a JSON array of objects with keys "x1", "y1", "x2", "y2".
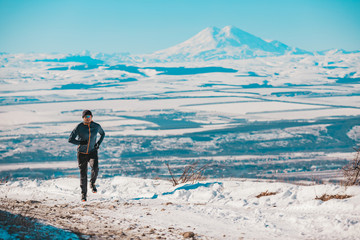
[
  {"x1": 1, "y1": 51, "x2": 360, "y2": 182},
  {"x1": 1, "y1": 177, "x2": 360, "y2": 239},
  {"x1": 348, "y1": 126, "x2": 360, "y2": 141},
  {"x1": 148, "y1": 26, "x2": 307, "y2": 62},
  {"x1": 1, "y1": 37, "x2": 360, "y2": 239},
  {"x1": 0, "y1": 161, "x2": 76, "y2": 171}
]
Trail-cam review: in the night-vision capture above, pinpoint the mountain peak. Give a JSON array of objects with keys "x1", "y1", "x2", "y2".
[
  {"x1": 203, "y1": 26, "x2": 221, "y2": 33},
  {"x1": 188, "y1": 26, "x2": 220, "y2": 43},
  {"x1": 150, "y1": 26, "x2": 309, "y2": 62},
  {"x1": 221, "y1": 25, "x2": 245, "y2": 35}
]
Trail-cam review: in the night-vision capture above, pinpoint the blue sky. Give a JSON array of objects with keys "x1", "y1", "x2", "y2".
[{"x1": 0, "y1": 0, "x2": 359, "y2": 54}]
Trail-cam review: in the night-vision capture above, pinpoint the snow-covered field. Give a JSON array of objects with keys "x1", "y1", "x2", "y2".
[
  {"x1": 1, "y1": 177, "x2": 360, "y2": 239},
  {"x1": 1, "y1": 52, "x2": 360, "y2": 181},
  {"x1": 0, "y1": 50, "x2": 360, "y2": 238}
]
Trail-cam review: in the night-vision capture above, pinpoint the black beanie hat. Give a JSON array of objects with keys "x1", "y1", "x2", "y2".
[{"x1": 82, "y1": 110, "x2": 93, "y2": 118}]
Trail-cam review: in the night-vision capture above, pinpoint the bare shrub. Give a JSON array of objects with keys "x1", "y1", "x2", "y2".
[
  {"x1": 342, "y1": 147, "x2": 360, "y2": 186},
  {"x1": 166, "y1": 161, "x2": 211, "y2": 186},
  {"x1": 315, "y1": 194, "x2": 352, "y2": 201},
  {"x1": 0, "y1": 176, "x2": 9, "y2": 184},
  {"x1": 256, "y1": 190, "x2": 277, "y2": 198}
]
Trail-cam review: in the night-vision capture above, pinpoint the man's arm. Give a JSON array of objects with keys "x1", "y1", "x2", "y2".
[
  {"x1": 68, "y1": 126, "x2": 81, "y2": 145},
  {"x1": 96, "y1": 125, "x2": 105, "y2": 146}
]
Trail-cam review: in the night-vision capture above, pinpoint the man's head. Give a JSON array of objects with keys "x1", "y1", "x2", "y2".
[{"x1": 82, "y1": 110, "x2": 93, "y2": 124}]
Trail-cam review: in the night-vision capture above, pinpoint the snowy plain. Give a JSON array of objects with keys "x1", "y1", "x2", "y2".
[
  {"x1": 1, "y1": 49, "x2": 360, "y2": 239},
  {"x1": 1, "y1": 51, "x2": 360, "y2": 181}
]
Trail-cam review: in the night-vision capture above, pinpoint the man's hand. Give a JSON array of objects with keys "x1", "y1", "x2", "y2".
[
  {"x1": 95, "y1": 142, "x2": 100, "y2": 150},
  {"x1": 80, "y1": 140, "x2": 88, "y2": 145}
]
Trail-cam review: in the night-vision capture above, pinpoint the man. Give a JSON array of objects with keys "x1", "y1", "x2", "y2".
[{"x1": 68, "y1": 110, "x2": 105, "y2": 202}]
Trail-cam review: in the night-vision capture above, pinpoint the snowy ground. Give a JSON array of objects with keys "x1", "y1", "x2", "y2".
[
  {"x1": 1, "y1": 177, "x2": 360, "y2": 239},
  {"x1": 1, "y1": 52, "x2": 360, "y2": 238}
]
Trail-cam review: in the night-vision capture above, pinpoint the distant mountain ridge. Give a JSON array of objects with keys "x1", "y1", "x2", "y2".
[
  {"x1": 27, "y1": 26, "x2": 360, "y2": 63},
  {"x1": 146, "y1": 26, "x2": 311, "y2": 62}
]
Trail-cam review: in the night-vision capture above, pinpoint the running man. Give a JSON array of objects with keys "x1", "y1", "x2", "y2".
[{"x1": 68, "y1": 110, "x2": 105, "y2": 202}]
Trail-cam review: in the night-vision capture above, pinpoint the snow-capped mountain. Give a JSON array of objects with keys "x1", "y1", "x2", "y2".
[{"x1": 147, "y1": 26, "x2": 310, "y2": 62}]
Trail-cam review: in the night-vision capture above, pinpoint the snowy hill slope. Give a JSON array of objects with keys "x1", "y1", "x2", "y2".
[
  {"x1": 1, "y1": 177, "x2": 360, "y2": 239},
  {"x1": 147, "y1": 26, "x2": 310, "y2": 61}
]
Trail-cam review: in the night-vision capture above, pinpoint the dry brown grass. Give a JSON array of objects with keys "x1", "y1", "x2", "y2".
[
  {"x1": 0, "y1": 176, "x2": 9, "y2": 184},
  {"x1": 256, "y1": 190, "x2": 278, "y2": 198},
  {"x1": 166, "y1": 161, "x2": 212, "y2": 186},
  {"x1": 315, "y1": 194, "x2": 352, "y2": 201}
]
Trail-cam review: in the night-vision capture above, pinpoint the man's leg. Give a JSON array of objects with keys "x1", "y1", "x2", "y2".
[
  {"x1": 78, "y1": 152, "x2": 89, "y2": 196},
  {"x1": 89, "y1": 150, "x2": 99, "y2": 189}
]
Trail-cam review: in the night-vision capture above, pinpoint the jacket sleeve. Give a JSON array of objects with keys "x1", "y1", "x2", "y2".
[
  {"x1": 68, "y1": 126, "x2": 81, "y2": 145},
  {"x1": 97, "y1": 125, "x2": 105, "y2": 145}
]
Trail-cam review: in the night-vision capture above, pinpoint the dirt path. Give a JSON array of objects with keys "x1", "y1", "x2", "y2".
[{"x1": 0, "y1": 198, "x2": 199, "y2": 240}]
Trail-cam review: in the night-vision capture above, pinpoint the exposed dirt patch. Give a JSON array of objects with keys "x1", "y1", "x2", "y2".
[
  {"x1": 315, "y1": 194, "x2": 352, "y2": 201},
  {"x1": 256, "y1": 190, "x2": 278, "y2": 198},
  {"x1": 0, "y1": 198, "x2": 198, "y2": 239}
]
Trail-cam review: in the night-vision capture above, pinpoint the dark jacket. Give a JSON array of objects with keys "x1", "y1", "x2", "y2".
[{"x1": 68, "y1": 121, "x2": 105, "y2": 154}]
